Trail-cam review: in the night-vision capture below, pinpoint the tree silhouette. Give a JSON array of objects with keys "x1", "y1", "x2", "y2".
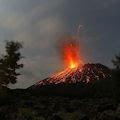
[
  {"x1": 0, "y1": 41, "x2": 23, "y2": 87},
  {"x1": 112, "y1": 53, "x2": 120, "y2": 70}
]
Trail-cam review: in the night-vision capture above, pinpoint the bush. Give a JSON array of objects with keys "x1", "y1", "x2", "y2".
[{"x1": 17, "y1": 108, "x2": 45, "y2": 120}]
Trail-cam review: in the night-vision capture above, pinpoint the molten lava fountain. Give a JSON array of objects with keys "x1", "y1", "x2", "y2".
[{"x1": 60, "y1": 36, "x2": 83, "y2": 69}]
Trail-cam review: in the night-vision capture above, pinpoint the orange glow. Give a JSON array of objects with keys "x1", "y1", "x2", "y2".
[
  {"x1": 61, "y1": 36, "x2": 83, "y2": 69},
  {"x1": 70, "y1": 62, "x2": 76, "y2": 68}
]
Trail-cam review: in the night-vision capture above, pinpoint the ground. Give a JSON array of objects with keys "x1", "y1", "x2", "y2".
[{"x1": 0, "y1": 88, "x2": 120, "y2": 120}]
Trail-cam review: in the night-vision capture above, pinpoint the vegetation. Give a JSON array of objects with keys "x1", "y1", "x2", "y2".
[
  {"x1": 0, "y1": 41, "x2": 23, "y2": 87},
  {"x1": 112, "y1": 52, "x2": 120, "y2": 70},
  {"x1": 0, "y1": 91, "x2": 120, "y2": 120}
]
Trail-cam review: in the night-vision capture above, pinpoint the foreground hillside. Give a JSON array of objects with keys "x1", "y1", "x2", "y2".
[{"x1": 0, "y1": 89, "x2": 120, "y2": 120}]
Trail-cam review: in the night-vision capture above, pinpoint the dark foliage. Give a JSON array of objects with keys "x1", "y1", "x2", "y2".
[
  {"x1": 0, "y1": 88, "x2": 119, "y2": 120},
  {"x1": 0, "y1": 41, "x2": 23, "y2": 86},
  {"x1": 112, "y1": 53, "x2": 120, "y2": 70}
]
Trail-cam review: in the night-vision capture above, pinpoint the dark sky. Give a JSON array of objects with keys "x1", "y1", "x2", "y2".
[{"x1": 0, "y1": 0, "x2": 119, "y2": 88}]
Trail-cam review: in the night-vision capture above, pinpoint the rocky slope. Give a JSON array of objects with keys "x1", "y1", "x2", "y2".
[{"x1": 30, "y1": 63, "x2": 111, "y2": 88}]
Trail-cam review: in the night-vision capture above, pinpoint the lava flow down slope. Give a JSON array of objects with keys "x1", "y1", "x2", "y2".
[
  {"x1": 30, "y1": 36, "x2": 111, "y2": 89},
  {"x1": 31, "y1": 63, "x2": 111, "y2": 88}
]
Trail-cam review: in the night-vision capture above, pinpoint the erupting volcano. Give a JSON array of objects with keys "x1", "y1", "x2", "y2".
[{"x1": 30, "y1": 35, "x2": 111, "y2": 89}]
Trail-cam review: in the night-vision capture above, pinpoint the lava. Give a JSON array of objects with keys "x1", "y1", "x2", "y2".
[
  {"x1": 60, "y1": 36, "x2": 83, "y2": 69},
  {"x1": 30, "y1": 35, "x2": 111, "y2": 87},
  {"x1": 33, "y1": 63, "x2": 111, "y2": 87}
]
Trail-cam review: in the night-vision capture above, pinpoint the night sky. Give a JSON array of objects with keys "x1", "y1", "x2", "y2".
[{"x1": 0, "y1": 0, "x2": 120, "y2": 88}]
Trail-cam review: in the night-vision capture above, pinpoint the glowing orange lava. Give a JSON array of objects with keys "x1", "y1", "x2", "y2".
[{"x1": 61, "y1": 36, "x2": 83, "y2": 69}]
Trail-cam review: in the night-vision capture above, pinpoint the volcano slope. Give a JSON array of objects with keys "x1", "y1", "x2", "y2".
[{"x1": 29, "y1": 63, "x2": 113, "y2": 98}]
